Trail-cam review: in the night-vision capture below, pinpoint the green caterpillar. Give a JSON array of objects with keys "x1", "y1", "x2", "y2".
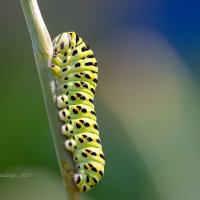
[{"x1": 50, "y1": 32, "x2": 105, "y2": 192}]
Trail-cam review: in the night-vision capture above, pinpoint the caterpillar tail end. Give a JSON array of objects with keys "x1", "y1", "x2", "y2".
[{"x1": 74, "y1": 173, "x2": 92, "y2": 192}]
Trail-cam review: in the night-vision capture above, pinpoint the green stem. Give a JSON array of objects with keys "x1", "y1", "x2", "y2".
[{"x1": 20, "y1": 0, "x2": 80, "y2": 199}]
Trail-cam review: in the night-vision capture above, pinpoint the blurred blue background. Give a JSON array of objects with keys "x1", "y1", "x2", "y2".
[{"x1": 0, "y1": 0, "x2": 200, "y2": 199}]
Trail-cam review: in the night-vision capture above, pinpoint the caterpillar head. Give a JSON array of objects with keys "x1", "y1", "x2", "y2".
[{"x1": 53, "y1": 32, "x2": 71, "y2": 53}]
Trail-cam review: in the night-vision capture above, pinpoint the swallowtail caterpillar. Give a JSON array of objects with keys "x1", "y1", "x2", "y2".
[{"x1": 50, "y1": 32, "x2": 105, "y2": 192}]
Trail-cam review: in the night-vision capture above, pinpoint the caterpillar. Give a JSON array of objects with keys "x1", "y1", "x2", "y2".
[{"x1": 50, "y1": 32, "x2": 105, "y2": 192}]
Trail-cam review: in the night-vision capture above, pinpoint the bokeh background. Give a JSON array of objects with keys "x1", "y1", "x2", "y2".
[{"x1": 0, "y1": 0, "x2": 200, "y2": 199}]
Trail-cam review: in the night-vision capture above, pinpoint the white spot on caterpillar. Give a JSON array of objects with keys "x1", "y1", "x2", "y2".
[
  {"x1": 64, "y1": 139, "x2": 76, "y2": 152},
  {"x1": 57, "y1": 94, "x2": 68, "y2": 108},
  {"x1": 74, "y1": 173, "x2": 82, "y2": 184},
  {"x1": 58, "y1": 109, "x2": 70, "y2": 122}
]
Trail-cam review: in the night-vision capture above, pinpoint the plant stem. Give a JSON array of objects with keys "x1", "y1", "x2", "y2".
[{"x1": 20, "y1": 0, "x2": 80, "y2": 199}]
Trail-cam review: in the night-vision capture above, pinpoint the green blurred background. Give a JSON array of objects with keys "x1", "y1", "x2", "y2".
[{"x1": 0, "y1": 0, "x2": 200, "y2": 200}]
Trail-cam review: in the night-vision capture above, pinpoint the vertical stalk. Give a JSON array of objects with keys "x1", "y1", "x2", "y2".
[{"x1": 20, "y1": 0, "x2": 80, "y2": 199}]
